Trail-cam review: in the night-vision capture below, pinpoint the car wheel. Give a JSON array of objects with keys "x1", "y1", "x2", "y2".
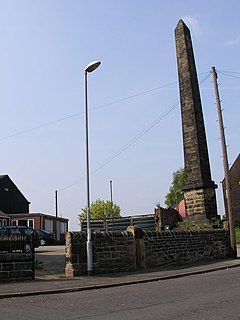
[
  {"x1": 40, "y1": 239, "x2": 46, "y2": 246},
  {"x1": 25, "y1": 244, "x2": 31, "y2": 253}
]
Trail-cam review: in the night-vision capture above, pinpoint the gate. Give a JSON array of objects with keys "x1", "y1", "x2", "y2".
[{"x1": 0, "y1": 235, "x2": 35, "y2": 281}]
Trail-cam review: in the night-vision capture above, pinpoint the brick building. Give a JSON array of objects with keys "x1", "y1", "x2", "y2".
[
  {"x1": 222, "y1": 154, "x2": 240, "y2": 220},
  {"x1": 0, "y1": 210, "x2": 10, "y2": 227},
  {"x1": 9, "y1": 213, "x2": 68, "y2": 243},
  {"x1": 0, "y1": 174, "x2": 68, "y2": 243}
]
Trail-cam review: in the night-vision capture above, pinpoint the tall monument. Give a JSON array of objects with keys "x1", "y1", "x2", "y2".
[{"x1": 175, "y1": 20, "x2": 218, "y2": 220}]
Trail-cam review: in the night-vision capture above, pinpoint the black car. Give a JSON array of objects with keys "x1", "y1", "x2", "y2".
[
  {"x1": 35, "y1": 229, "x2": 56, "y2": 246},
  {"x1": 0, "y1": 226, "x2": 40, "y2": 252}
]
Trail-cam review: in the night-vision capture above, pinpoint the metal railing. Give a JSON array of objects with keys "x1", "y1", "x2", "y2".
[{"x1": 0, "y1": 235, "x2": 34, "y2": 262}]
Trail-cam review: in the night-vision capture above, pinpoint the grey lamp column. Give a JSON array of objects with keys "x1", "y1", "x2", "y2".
[{"x1": 84, "y1": 60, "x2": 101, "y2": 275}]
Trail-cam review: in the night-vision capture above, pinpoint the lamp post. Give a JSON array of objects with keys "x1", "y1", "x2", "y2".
[{"x1": 84, "y1": 60, "x2": 101, "y2": 275}]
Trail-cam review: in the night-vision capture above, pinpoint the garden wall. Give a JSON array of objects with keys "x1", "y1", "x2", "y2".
[
  {"x1": 65, "y1": 229, "x2": 230, "y2": 277},
  {"x1": 0, "y1": 261, "x2": 34, "y2": 281},
  {"x1": 144, "y1": 229, "x2": 230, "y2": 269},
  {"x1": 65, "y1": 231, "x2": 136, "y2": 277}
]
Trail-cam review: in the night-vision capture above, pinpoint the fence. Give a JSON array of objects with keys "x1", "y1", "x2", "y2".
[
  {"x1": 80, "y1": 214, "x2": 155, "y2": 232},
  {"x1": 0, "y1": 236, "x2": 35, "y2": 281}
]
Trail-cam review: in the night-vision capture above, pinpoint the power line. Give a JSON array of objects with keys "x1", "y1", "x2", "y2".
[
  {"x1": 0, "y1": 81, "x2": 178, "y2": 142},
  {"x1": 218, "y1": 70, "x2": 240, "y2": 74},
  {"x1": 0, "y1": 73, "x2": 210, "y2": 142},
  {"x1": 217, "y1": 71, "x2": 240, "y2": 80},
  {"x1": 199, "y1": 72, "x2": 212, "y2": 83},
  {"x1": 59, "y1": 102, "x2": 178, "y2": 191},
  {"x1": 59, "y1": 72, "x2": 212, "y2": 192},
  {"x1": 90, "y1": 73, "x2": 212, "y2": 176},
  {"x1": 0, "y1": 113, "x2": 82, "y2": 142},
  {"x1": 91, "y1": 102, "x2": 179, "y2": 176}
]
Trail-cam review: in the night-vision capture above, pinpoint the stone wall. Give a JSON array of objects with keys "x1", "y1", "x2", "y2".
[
  {"x1": 65, "y1": 231, "x2": 136, "y2": 277},
  {"x1": 144, "y1": 229, "x2": 230, "y2": 269},
  {"x1": 154, "y1": 207, "x2": 181, "y2": 230},
  {"x1": 0, "y1": 261, "x2": 33, "y2": 281},
  {"x1": 184, "y1": 188, "x2": 218, "y2": 219},
  {"x1": 65, "y1": 229, "x2": 230, "y2": 277}
]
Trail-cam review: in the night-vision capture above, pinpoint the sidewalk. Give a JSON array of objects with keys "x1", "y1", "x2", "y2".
[{"x1": 1, "y1": 258, "x2": 240, "y2": 299}]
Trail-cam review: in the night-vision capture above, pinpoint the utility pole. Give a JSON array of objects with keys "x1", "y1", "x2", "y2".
[
  {"x1": 55, "y1": 190, "x2": 58, "y2": 218},
  {"x1": 211, "y1": 66, "x2": 237, "y2": 258},
  {"x1": 110, "y1": 180, "x2": 113, "y2": 231}
]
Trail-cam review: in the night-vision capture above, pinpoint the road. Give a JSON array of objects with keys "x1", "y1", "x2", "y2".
[
  {"x1": 1, "y1": 266, "x2": 240, "y2": 320},
  {"x1": 35, "y1": 245, "x2": 65, "y2": 277}
]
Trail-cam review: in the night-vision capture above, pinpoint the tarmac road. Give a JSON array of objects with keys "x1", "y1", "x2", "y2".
[
  {"x1": 35, "y1": 245, "x2": 66, "y2": 277},
  {"x1": 1, "y1": 267, "x2": 240, "y2": 320}
]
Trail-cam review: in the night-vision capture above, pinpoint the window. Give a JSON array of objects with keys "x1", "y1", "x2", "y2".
[
  {"x1": 28, "y1": 219, "x2": 34, "y2": 228},
  {"x1": 45, "y1": 219, "x2": 53, "y2": 232},
  {"x1": 60, "y1": 222, "x2": 67, "y2": 233},
  {"x1": 12, "y1": 220, "x2": 18, "y2": 226},
  {"x1": 1, "y1": 219, "x2": 8, "y2": 227},
  {"x1": 18, "y1": 220, "x2": 28, "y2": 226},
  {"x1": 0, "y1": 229, "x2": 7, "y2": 236},
  {"x1": 9, "y1": 228, "x2": 21, "y2": 236}
]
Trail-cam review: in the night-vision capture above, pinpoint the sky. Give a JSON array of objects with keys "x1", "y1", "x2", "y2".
[{"x1": 0, "y1": 1, "x2": 239, "y2": 230}]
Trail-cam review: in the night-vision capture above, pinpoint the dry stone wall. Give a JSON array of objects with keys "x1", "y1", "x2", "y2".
[
  {"x1": 144, "y1": 229, "x2": 230, "y2": 269},
  {"x1": 65, "y1": 231, "x2": 136, "y2": 277},
  {"x1": 65, "y1": 229, "x2": 230, "y2": 276}
]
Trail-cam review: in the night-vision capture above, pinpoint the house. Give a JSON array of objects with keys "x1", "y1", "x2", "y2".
[
  {"x1": 9, "y1": 213, "x2": 68, "y2": 244},
  {"x1": 222, "y1": 154, "x2": 240, "y2": 220},
  {"x1": 0, "y1": 210, "x2": 10, "y2": 227},
  {"x1": 0, "y1": 175, "x2": 30, "y2": 214},
  {"x1": 0, "y1": 174, "x2": 69, "y2": 243}
]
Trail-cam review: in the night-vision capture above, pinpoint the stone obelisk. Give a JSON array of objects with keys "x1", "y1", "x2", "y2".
[{"x1": 175, "y1": 20, "x2": 218, "y2": 220}]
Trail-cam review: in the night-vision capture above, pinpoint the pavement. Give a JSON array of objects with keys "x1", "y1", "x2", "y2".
[{"x1": 1, "y1": 246, "x2": 240, "y2": 300}]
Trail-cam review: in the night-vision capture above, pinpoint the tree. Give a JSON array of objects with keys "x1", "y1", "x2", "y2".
[
  {"x1": 79, "y1": 198, "x2": 121, "y2": 221},
  {"x1": 165, "y1": 168, "x2": 186, "y2": 208}
]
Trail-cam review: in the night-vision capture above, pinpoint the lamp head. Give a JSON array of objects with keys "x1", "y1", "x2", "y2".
[{"x1": 85, "y1": 61, "x2": 101, "y2": 73}]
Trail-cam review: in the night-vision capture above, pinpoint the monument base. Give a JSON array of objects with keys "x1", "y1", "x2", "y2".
[{"x1": 184, "y1": 187, "x2": 218, "y2": 220}]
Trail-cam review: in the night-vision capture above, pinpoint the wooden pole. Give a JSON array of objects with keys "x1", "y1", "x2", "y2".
[
  {"x1": 212, "y1": 66, "x2": 236, "y2": 258},
  {"x1": 55, "y1": 190, "x2": 58, "y2": 218}
]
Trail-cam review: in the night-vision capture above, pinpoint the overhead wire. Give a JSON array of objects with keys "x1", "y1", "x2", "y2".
[
  {"x1": 59, "y1": 101, "x2": 179, "y2": 192},
  {"x1": 90, "y1": 72, "x2": 212, "y2": 176},
  {"x1": 0, "y1": 72, "x2": 211, "y2": 142},
  {"x1": 0, "y1": 72, "x2": 210, "y2": 142},
  {"x1": 90, "y1": 101, "x2": 179, "y2": 176},
  {"x1": 218, "y1": 70, "x2": 240, "y2": 74},
  {"x1": 217, "y1": 71, "x2": 240, "y2": 80},
  {"x1": 59, "y1": 72, "x2": 212, "y2": 192},
  {"x1": 0, "y1": 81, "x2": 178, "y2": 142}
]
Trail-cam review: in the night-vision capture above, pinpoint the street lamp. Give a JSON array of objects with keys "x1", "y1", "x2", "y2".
[{"x1": 84, "y1": 60, "x2": 101, "y2": 275}]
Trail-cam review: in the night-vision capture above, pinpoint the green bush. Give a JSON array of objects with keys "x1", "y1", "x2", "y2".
[
  {"x1": 235, "y1": 228, "x2": 240, "y2": 245},
  {"x1": 235, "y1": 220, "x2": 240, "y2": 228},
  {"x1": 211, "y1": 218, "x2": 223, "y2": 229},
  {"x1": 35, "y1": 259, "x2": 43, "y2": 270}
]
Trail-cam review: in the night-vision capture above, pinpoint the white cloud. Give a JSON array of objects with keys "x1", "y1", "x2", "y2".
[
  {"x1": 226, "y1": 36, "x2": 240, "y2": 46},
  {"x1": 182, "y1": 16, "x2": 202, "y2": 39}
]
